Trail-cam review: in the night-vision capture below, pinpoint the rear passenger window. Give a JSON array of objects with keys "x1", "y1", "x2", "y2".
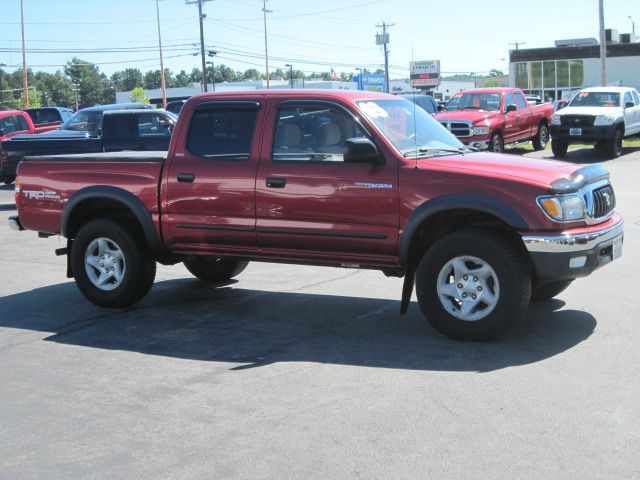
[
  {"x1": 16, "y1": 115, "x2": 30, "y2": 131},
  {"x1": 187, "y1": 106, "x2": 258, "y2": 160},
  {"x1": 38, "y1": 109, "x2": 60, "y2": 124},
  {"x1": 138, "y1": 115, "x2": 173, "y2": 136},
  {"x1": 515, "y1": 92, "x2": 528, "y2": 109},
  {"x1": 632, "y1": 91, "x2": 640, "y2": 105},
  {"x1": 272, "y1": 104, "x2": 367, "y2": 162}
]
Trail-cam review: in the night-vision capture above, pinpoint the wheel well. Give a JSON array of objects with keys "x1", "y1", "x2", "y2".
[
  {"x1": 65, "y1": 198, "x2": 143, "y2": 241},
  {"x1": 616, "y1": 122, "x2": 625, "y2": 135},
  {"x1": 539, "y1": 118, "x2": 548, "y2": 128},
  {"x1": 405, "y1": 209, "x2": 526, "y2": 268}
]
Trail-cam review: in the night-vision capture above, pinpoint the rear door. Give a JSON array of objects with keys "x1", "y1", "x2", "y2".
[
  {"x1": 162, "y1": 99, "x2": 263, "y2": 253},
  {"x1": 255, "y1": 99, "x2": 399, "y2": 263},
  {"x1": 514, "y1": 91, "x2": 534, "y2": 140}
]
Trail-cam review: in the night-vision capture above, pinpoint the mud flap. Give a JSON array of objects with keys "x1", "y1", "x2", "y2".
[{"x1": 400, "y1": 264, "x2": 416, "y2": 315}]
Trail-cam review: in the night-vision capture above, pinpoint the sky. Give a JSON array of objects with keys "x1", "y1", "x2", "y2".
[{"x1": 0, "y1": 0, "x2": 638, "y2": 79}]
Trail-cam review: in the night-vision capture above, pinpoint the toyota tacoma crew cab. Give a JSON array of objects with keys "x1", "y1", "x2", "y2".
[
  {"x1": 8, "y1": 90, "x2": 624, "y2": 340},
  {"x1": 550, "y1": 86, "x2": 640, "y2": 159}
]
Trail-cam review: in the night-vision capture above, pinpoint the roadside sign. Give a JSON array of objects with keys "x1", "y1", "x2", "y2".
[{"x1": 410, "y1": 60, "x2": 440, "y2": 87}]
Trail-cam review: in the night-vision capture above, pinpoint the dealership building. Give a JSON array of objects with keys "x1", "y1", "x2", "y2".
[{"x1": 509, "y1": 33, "x2": 640, "y2": 102}]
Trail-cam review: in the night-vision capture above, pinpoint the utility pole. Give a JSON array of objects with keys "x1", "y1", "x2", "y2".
[
  {"x1": 599, "y1": 0, "x2": 607, "y2": 86},
  {"x1": 156, "y1": 0, "x2": 167, "y2": 108},
  {"x1": 20, "y1": 0, "x2": 28, "y2": 108},
  {"x1": 285, "y1": 64, "x2": 293, "y2": 88},
  {"x1": 262, "y1": 0, "x2": 272, "y2": 89},
  {"x1": 375, "y1": 21, "x2": 394, "y2": 94},
  {"x1": 509, "y1": 41, "x2": 527, "y2": 50},
  {"x1": 208, "y1": 50, "x2": 217, "y2": 92},
  {"x1": 186, "y1": 0, "x2": 213, "y2": 93}
]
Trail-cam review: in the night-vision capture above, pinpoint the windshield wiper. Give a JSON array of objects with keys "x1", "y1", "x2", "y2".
[{"x1": 402, "y1": 146, "x2": 467, "y2": 157}]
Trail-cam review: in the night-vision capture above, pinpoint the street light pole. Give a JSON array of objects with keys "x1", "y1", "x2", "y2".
[
  {"x1": 599, "y1": 0, "x2": 607, "y2": 86},
  {"x1": 285, "y1": 64, "x2": 293, "y2": 88},
  {"x1": 0, "y1": 63, "x2": 6, "y2": 110},
  {"x1": 355, "y1": 67, "x2": 362, "y2": 90},
  {"x1": 629, "y1": 15, "x2": 636, "y2": 36},
  {"x1": 72, "y1": 81, "x2": 80, "y2": 111},
  {"x1": 262, "y1": 0, "x2": 272, "y2": 89},
  {"x1": 208, "y1": 50, "x2": 217, "y2": 92},
  {"x1": 20, "y1": 0, "x2": 29, "y2": 107}
]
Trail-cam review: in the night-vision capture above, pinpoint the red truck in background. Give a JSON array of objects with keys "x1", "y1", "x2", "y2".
[
  {"x1": 23, "y1": 107, "x2": 75, "y2": 134},
  {"x1": 8, "y1": 90, "x2": 623, "y2": 341},
  {"x1": 0, "y1": 110, "x2": 34, "y2": 142},
  {"x1": 435, "y1": 87, "x2": 554, "y2": 153}
]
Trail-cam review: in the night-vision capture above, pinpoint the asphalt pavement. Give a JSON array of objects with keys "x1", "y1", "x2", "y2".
[{"x1": 1, "y1": 144, "x2": 639, "y2": 479}]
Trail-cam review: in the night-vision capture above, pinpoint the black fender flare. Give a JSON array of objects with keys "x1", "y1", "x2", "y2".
[
  {"x1": 398, "y1": 194, "x2": 529, "y2": 267},
  {"x1": 61, "y1": 185, "x2": 163, "y2": 252}
]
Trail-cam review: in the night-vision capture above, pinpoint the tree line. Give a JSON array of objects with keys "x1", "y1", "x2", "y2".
[{"x1": 0, "y1": 57, "x2": 385, "y2": 110}]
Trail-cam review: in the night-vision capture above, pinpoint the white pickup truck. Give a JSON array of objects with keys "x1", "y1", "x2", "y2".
[{"x1": 549, "y1": 86, "x2": 640, "y2": 158}]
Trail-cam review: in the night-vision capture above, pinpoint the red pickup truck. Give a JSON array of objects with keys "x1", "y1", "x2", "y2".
[
  {"x1": 435, "y1": 87, "x2": 553, "y2": 153},
  {"x1": 8, "y1": 90, "x2": 623, "y2": 340}
]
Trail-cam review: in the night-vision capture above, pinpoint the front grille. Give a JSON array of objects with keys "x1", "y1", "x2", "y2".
[
  {"x1": 561, "y1": 115, "x2": 595, "y2": 127},
  {"x1": 590, "y1": 185, "x2": 616, "y2": 219},
  {"x1": 438, "y1": 120, "x2": 472, "y2": 138}
]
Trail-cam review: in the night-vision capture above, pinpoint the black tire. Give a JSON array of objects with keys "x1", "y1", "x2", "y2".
[
  {"x1": 605, "y1": 128, "x2": 623, "y2": 159},
  {"x1": 415, "y1": 229, "x2": 531, "y2": 341},
  {"x1": 532, "y1": 123, "x2": 549, "y2": 151},
  {"x1": 551, "y1": 139, "x2": 568, "y2": 158},
  {"x1": 531, "y1": 280, "x2": 573, "y2": 302},
  {"x1": 70, "y1": 218, "x2": 156, "y2": 308},
  {"x1": 488, "y1": 132, "x2": 504, "y2": 153},
  {"x1": 2, "y1": 175, "x2": 15, "y2": 185},
  {"x1": 184, "y1": 257, "x2": 248, "y2": 282}
]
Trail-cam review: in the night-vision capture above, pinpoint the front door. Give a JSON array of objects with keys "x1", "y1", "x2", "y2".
[
  {"x1": 255, "y1": 100, "x2": 399, "y2": 265},
  {"x1": 163, "y1": 100, "x2": 263, "y2": 254}
]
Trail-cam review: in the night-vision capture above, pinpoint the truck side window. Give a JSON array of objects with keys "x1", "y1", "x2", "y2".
[
  {"x1": 515, "y1": 92, "x2": 528, "y2": 109},
  {"x1": 0, "y1": 116, "x2": 17, "y2": 134},
  {"x1": 504, "y1": 93, "x2": 517, "y2": 111},
  {"x1": 272, "y1": 104, "x2": 366, "y2": 162},
  {"x1": 623, "y1": 92, "x2": 634, "y2": 106},
  {"x1": 632, "y1": 91, "x2": 640, "y2": 105},
  {"x1": 16, "y1": 114, "x2": 30, "y2": 132},
  {"x1": 187, "y1": 106, "x2": 258, "y2": 160},
  {"x1": 138, "y1": 115, "x2": 173, "y2": 136}
]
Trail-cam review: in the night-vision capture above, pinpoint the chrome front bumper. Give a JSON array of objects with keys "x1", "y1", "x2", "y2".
[{"x1": 522, "y1": 219, "x2": 624, "y2": 253}]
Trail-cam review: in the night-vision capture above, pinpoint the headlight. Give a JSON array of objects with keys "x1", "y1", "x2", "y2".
[
  {"x1": 594, "y1": 115, "x2": 615, "y2": 126},
  {"x1": 537, "y1": 195, "x2": 586, "y2": 222},
  {"x1": 551, "y1": 114, "x2": 561, "y2": 126},
  {"x1": 473, "y1": 126, "x2": 489, "y2": 136}
]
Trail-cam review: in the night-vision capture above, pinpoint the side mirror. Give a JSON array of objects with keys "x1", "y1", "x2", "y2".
[
  {"x1": 0, "y1": 129, "x2": 5, "y2": 137},
  {"x1": 437, "y1": 104, "x2": 445, "y2": 112},
  {"x1": 344, "y1": 138, "x2": 384, "y2": 165},
  {"x1": 625, "y1": 102, "x2": 635, "y2": 109},
  {"x1": 505, "y1": 104, "x2": 517, "y2": 113}
]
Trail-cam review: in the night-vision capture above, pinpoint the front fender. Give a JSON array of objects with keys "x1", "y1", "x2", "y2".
[{"x1": 398, "y1": 194, "x2": 529, "y2": 267}]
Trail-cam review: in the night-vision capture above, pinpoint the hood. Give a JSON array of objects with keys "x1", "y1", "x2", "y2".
[
  {"x1": 556, "y1": 106, "x2": 622, "y2": 116},
  {"x1": 424, "y1": 152, "x2": 579, "y2": 189},
  {"x1": 434, "y1": 109, "x2": 501, "y2": 124}
]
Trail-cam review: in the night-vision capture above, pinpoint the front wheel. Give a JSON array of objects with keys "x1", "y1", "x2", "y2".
[
  {"x1": 71, "y1": 219, "x2": 156, "y2": 308},
  {"x1": 184, "y1": 257, "x2": 248, "y2": 282},
  {"x1": 551, "y1": 139, "x2": 568, "y2": 158},
  {"x1": 532, "y1": 123, "x2": 549, "y2": 151},
  {"x1": 415, "y1": 229, "x2": 531, "y2": 341},
  {"x1": 605, "y1": 128, "x2": 623, "y2": 159},
  {"x1": 488, "y1": 132, "x2": 504, "y2": 153}
]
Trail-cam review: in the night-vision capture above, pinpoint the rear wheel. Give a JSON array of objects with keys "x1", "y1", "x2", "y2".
[
  {"x1": 2, "y1": 175, "x2": 15, "y2": 185},
  {"x1": 531, "y1": 280, "x2": 573, "y2": 302},
  {"x1": 415, "y1": 229, "x2": 531, "y2": 341},
  {"x1": 532, "y1": 123, "x2": 549, "y2": 151},
  {"x1": 184, "y1": 257, "x2": 248, "y2": 282},
  {"x1": 71, "y1": 219, "x2": 156, "y2": 308},
  {"x1": 605, "y1": 128, "x2": 623, "y2": 158},
  {"x1": 488, "y1": 132, "x2": 504, "y2": 153},
  {"x1": 551, "y1": 139, "x2": 568, "y2": 158}
]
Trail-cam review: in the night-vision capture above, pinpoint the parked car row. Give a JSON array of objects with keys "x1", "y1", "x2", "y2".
[{"x1": 0, "y1": 102, "x2": 176, "y2": 184}]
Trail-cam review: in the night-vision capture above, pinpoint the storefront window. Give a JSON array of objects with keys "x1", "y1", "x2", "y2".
[
  {"x1": 556, "y1": 61, "x2": 569, "y2": 88},
  {"x1": 570, "y1": 60, "x2": 584, "y2": 88},
  {"x1": 543, "y1": 61, "x2": 556, "y2": 89},
  {"x1": 530, "y1": 62, "x2": 542, "y2": 89},
  {"x1": 515, "y1": 63, "x2": 528, "y2": 89}
]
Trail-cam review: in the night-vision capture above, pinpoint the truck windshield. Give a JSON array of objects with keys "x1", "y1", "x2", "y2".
[
  {"x1": 569, "y1": 91, "x2": 620, "y2": 108},
  {"x1": 356, "y1": 98, "x2": 465, "y2": 156},
  {"x1": 60, "y1": 111, "x2": 102, "y2": 135},
  {"x1": 444, "y1": 93, "x2": 501, "y2": 112}
]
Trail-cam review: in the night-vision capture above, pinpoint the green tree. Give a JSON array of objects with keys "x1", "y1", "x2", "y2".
[
  {"x1": 129, "y1": 86, "x2": 150, "y2": 104},
  {"x1": 111, "y1": 68, "x2": 144, "y2": 92},
  {"x1": 489, "y1": 69, "x2": 504, "y2": 77},
  {"x1": 242, "y1": 68, "x2": 262, "y2": 80},
  {"x1": 64, "y1": 58, "x2": 105, "y2": 108},
  {"x1": 482, "y1": 79, "x2": 500, "y2": 87},
  {"x1": 34, "y1": 71, "x2": 74, "y2": 108},
  {"x1": 143, "y1": 70, "x2": 162, "y2": 89},
  {"x1": 174, "y1": 70, "x2": 191, "y2": 87}
]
